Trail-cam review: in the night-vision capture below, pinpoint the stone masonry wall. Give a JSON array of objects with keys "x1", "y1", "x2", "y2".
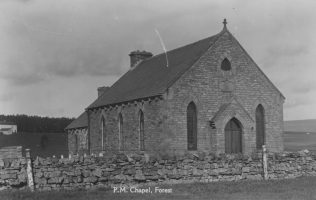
[
  {"x1": 88, "y1": 98, "x2": 165, "y2": 154},
  {"x1": 68, "y1": 128, "x2": 88, "y2": 155},
  {"x1": 0, "y1": 146, "x2": 22, "y2": 159},
  {"x1": 0, "y1": 158, "x2": 27, "y2": 190},
  {"x1": 1, "y1": 151, "x2": 316, "y2": 191},
  {"x1": 164, "y1": 30, "x2": 284, "y2": 154}
]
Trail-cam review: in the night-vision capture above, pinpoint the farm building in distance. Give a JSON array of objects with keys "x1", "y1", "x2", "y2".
[
  {"x1": 66, "y1": 20, "x2": 285, "y2": 156},
  {"x1": 0, "y1": 121, "x2": 17, "y2": 135}
]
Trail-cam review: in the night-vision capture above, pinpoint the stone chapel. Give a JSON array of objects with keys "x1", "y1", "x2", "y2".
[{"x1": 66, "y1": 20, "x2": 285, "y2": 156}]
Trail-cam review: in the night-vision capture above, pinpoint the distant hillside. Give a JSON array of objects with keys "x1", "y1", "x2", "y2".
[
  {"x1": 0, "y1": 114, "x2": 74, "y2": 133},
  {"x1": 284, "y1": 119, "x2": 316, "y2": 133}
]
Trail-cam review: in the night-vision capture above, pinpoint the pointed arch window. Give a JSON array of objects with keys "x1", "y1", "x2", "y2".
[
  {"x1": 256, "y1": 104, "x2": 265, "y2": 149},
  {"x1": 139, "y1": 110, "x2": 145, "y2": 151},
  {"x1": 221, "y1": 58, "x2": 231, "y2": 71},
  {"x1": 74, "y1": 134, "x2": 79, "y2": 154},
  {"x1": 101, "y1": 116, "x2": 105, "y2": 150},
  {"x1": 187, "y1": 101, "x2": 197, "y2": 150},
  {"x1": 118, "y1": 113, "x2": 124, "y2": 151}
]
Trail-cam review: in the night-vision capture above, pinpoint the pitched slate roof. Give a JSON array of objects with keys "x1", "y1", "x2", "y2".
[
  {"x1": 65, "y1": 112, "x2": 88, "y2": 130},
  {"x1": 88, "y1": 26, "x2": 285, "y2": 109},
  {"x1": 88, "y1": 32, "x2": 221, "y2": 109}
]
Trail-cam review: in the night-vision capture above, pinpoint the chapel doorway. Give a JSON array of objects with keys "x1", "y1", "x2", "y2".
[{"x1": 225, "y1": 118, "x2": 242, "y2": 153}]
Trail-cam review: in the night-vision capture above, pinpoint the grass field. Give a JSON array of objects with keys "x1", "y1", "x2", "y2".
[
  {"x1": 0, "y1": 132, "x2": 68, "y2": 158},
  {"x1": 2, "y1": 176, "x2": 316, "y2": 200},
  {"x1": 284, "y1": 131, "x2": 316, "y2": 153},
  {"x1": 284, "y1": 119, "x2": 316, "y2": 133}
]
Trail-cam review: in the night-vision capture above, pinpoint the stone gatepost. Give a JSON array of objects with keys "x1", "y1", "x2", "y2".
[{"x1": 262, "y1": 145, "x2": 268, "y2": 180}]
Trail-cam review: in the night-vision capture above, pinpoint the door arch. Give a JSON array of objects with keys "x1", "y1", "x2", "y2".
[{"x1": 225, "y1": 118, "x2": 242, "y2": 153}]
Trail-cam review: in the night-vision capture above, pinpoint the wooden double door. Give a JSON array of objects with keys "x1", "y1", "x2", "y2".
[{"x1": 225, "y1": 118, "x2": 242, "y2": 153}]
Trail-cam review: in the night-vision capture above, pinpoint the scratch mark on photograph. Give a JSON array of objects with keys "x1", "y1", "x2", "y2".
[{"x1": 155, "y1": 28, "x2": 169, "y2": 67}]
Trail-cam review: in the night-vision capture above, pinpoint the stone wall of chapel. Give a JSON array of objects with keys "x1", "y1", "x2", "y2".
[{"x1": 164, "y1": 31, "x2": 284, "y2": 154}]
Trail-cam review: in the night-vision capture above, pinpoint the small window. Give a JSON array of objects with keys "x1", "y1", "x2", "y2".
[{"x1": 221, "y1": 58, "x2": 231, "y2": 71}]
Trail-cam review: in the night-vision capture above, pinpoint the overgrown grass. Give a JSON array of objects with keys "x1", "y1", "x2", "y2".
[
  {"x1": 284, "y1": 131, "x2": 316, "y2": 153},
  {"x1": 2, "y1": 176, "x2": 316, "y2": 200}
]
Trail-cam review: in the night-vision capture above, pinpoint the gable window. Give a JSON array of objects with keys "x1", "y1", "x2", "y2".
[
  {"x1": 221, "y1": 58, "x2": 231, "y2": 71},
  {"x1": 256, "y1": 104, "x2": 265, "y2": 149},
  {"x1": 118, "y1": 113, "x2": 124, "y2": 151},
  {"x1": 187, "y1": 101, "x2": 197, "y2": 150},
  {"x1": 101, "y1": 116, "x2": 105, "y2": 150},
  {"x1": 139, "y1": 110, "x2": 145, "y2": 151}
]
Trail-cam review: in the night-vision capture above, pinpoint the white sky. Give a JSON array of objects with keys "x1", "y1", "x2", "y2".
[{"x1": 0, "y1": 0, "x2": 316, "y2": 120}]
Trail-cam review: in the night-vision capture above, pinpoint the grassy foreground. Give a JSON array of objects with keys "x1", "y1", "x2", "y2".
[
  {"x1": 284, "y1": 131, "x2": 316, "y2": 153},
  {"x1": 2, "y1": 176, "x2": 316, "y2": 200}
]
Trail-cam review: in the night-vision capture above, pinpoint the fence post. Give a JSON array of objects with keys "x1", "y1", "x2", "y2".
[
  {"x1": 262, "y1": 145, "x2": 268, "y2": 180},
  {"x1": 25, "y1": 149, "x2": 34, "y2": 191}
]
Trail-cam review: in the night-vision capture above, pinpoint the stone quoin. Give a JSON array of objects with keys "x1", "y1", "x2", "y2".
[{"x1": 66, "y1": 19, "x2": 285, "y2": 156}]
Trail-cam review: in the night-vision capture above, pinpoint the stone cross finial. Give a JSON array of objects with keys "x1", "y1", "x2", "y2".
[{"x1": 223, "y1": 18, "x2": 227, "y2": 29}]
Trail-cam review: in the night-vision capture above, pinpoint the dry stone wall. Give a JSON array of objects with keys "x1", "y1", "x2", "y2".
[
  {"x1": 0, "y1": 158, "x2": 27, "y2": 190},
  {"x1": 0, "y1": 146, "x2": 22, "y2": 159},
  {"x1": 1, "y1": 151, "x2": 316, "y2": 191}
]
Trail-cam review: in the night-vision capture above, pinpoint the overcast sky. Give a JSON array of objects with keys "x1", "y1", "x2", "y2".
[{"x1": 0, "y1": 0, "x2": 315, "y2": 120}]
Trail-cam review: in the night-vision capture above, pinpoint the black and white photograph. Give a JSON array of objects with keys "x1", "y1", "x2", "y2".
[{"x1": 0, "y1": 0, "x2": 316, "y2": 199}]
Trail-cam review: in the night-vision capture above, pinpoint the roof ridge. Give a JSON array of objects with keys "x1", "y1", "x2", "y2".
[
  {"x1": 129, "y1": 34, "x2": 221, "y2": 72},
  {"x1": 142, "y1": 32, "x2": 222, "y2": 66},
  {"x1": 87, "y1": 30, "x2": 226, "y2": 109}
]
